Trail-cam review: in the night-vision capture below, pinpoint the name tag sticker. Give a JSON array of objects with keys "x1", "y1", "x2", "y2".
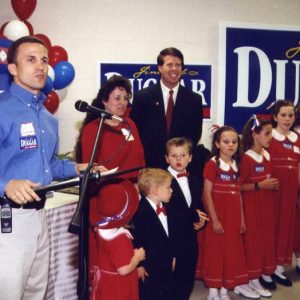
[
  {"x1": 20, "y1": 122, "x2": 36, "y2": 137},
  {"x1": 255, "y1": 165, "x2": 265, "y2": 173},
  {"x1": 20, "y1": 136, "x2": 38, "y2": 149},
  {"x1": 283, "y1": 142, "x2": 293, "y2": 150}
]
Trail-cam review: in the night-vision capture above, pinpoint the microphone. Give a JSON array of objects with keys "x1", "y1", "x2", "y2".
[{"x1": 75, "y1": 100, "x2": 123, "y2": 122}]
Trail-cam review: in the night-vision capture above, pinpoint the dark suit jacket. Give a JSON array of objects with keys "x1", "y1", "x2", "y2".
[
  {"x1": 131, "y1": 196, "x2": 175, "y2": 300},
  {"x1": 165, "y1": 174, "x2": 204, "y2": 263},
  {"x1": 130, "y1": 83, "x2": 203, "y2": 168},
  {"x1": 165, "y1": 173, "x2": 205, "y2": 300}
]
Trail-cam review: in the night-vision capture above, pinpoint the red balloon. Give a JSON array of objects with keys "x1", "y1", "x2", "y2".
[
  {"x1": 49, "y1": 45, "x2": 68, "y2": 67},
  {"x1": 23, "y1": 20, "x2": 34, "y2": 35},
  {"x1": 34, "y1": 33, "x2": 51, "y2": 51},
  {"x1": 11, "y1": 0, "x2": 37, "y2": 20},
  {"x1": 0, "y1": 22, "x2": 8, "y2": 35},
  {"x1": 44, "y1": 91, "x2": 59, "y2": 114}
]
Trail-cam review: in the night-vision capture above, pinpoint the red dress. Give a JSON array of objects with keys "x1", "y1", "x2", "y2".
[
  {"x1": 200, "y1": 158, "x2": 248, "y2": 289},
  {"x1": 89, "y1": 228, "x2": 139, "y2": 300},
  {"x1": 240, "y1": 149, "x2": 276, "y2": 278},
  {"x1": 268, "y1": 129, "x2": 300, "y2": 265}
]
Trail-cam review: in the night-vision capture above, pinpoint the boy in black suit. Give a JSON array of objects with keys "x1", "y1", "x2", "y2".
[
  {"x1": 131, "y1": 168, "x2": 175, "y2": 300},
  {"x1": 165, "y1": 137, "x2": 208, "y2": 300}
]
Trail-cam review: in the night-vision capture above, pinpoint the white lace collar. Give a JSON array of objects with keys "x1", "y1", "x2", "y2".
[
  {"x1": 97, "y1": 227, "x2": 133, "y2": 240},
  {"x1": 245, "y1": 149, "x2": 270, "y2": 162},
  {"x1": 212, "y1": 156, "x2": 238, "y2": 172},
  {"x1": 272, "y1": 128, "x2": 298, "y2": 143}
]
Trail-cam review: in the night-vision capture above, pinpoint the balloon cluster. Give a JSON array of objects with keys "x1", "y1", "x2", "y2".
[{"x1": 0, "y1": 0, "x2": 75, "y2": 114}]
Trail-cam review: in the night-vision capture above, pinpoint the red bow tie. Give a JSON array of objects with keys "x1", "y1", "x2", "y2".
[
  {"x1": 156, "y1": 205, "x2": 167, "y2": 216},
  {"x1": 177, "y1": 172, "x2": 189, "y2": 178}
]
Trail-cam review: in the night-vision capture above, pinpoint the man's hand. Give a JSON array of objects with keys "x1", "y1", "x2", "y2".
[{"x1": 5, "y1": 179, "x2": 40, "y2": 204}]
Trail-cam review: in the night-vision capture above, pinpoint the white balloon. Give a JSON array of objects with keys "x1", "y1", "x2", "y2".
[
  {"x1": 56, "y1": 88, "x2": 68, "y2": 102},
  {"x1": 48, "y1": 65, "x2": 55, "y2": 81},
  {"x1": 3, "y1": 20, "x2": 29, "y2": 41}
]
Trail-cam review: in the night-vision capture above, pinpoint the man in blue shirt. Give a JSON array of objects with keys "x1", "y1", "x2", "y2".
[{"x1": 0, "y1": 36, "x2": 80, "y2": 300}]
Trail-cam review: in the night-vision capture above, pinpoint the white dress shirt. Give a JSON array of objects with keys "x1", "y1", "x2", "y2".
[
  {"x1": 168, "y1": 166, "x2": 192, "y2": 207},
  {"x1": 146, "y1": 197, "x2": 169, "y2": 236}
]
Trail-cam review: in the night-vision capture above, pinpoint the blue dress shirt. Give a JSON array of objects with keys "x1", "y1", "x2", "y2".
[{"x1": 0, "y1": 83, "x2": 77, "y2": 196}]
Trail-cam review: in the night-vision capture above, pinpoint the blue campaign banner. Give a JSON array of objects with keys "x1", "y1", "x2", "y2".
[
  {"x1": 220, "y1": 24, "x2": 300, "y2": 132},
  {"x1": 0, "y1": 38, "x2": 12, "y2": 93},
  {"x1": 99, "y1": 62, "x2": 212, "y2": 119}
]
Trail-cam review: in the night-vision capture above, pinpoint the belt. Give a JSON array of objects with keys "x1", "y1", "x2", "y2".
[{"x1": 0, "y1": 197, "x2": 46, "y2": 210}]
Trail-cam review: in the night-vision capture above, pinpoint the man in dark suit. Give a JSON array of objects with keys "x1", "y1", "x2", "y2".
[{"x1": 130, "y1": 47, "x2": 203, "y2": 169}]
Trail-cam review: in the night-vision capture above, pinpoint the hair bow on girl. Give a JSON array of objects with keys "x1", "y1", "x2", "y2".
[
  {"x1": 210, "y1": 124, "x2": 221, "y2": 133},
  {"x1": 266, "y1": 101, "x2": 276, "y2": 111},
  {"x1": 250, "y1": 114, "x2": 260, "y2": 131}
]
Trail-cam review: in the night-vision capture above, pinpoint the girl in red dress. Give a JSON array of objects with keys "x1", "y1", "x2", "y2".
[
  {"x1": 89, "y1": 179, "x2": 145, "y2": 300},
  {"x1": 201, "y1": 126, "x2": 249, "y2": 300},
  {"x1": 268, "y1": 100, "x2": 300, "y2": 287},
  {"x1": 239, "y1": 116, "x2": 279, "y2": 297}
]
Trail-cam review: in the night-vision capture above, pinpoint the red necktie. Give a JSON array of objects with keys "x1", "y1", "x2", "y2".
[
  {"x1": 166, "y1": 90, "x2": 174, "y2": 134},
  {"x1": 156, "y1": 205, "x2": 167, "y2": 216},
  {"x1": 177, "y1": 172, "x2": 189, "y2": 178}
]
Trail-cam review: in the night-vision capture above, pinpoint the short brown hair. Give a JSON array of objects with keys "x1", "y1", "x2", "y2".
[
  {"x1": 7, "y1": 36, "x2": 47, "y2": 64},
  {"x1": 166, "y1": 137, "x2": 193, "y2": 155},
  {"x1": 157, "y1": 47, "x2": 184, "y2": 67},
  {"x1": 138, "y1": 168, "x2": 172, "y2": 197}
]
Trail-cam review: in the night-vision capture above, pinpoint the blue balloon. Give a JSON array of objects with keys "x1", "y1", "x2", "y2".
[
  {"x1": 41, "y1": 76, "x2": 53, "y2": 95},
  {"x1": 53, "y1": 61, "x2": 75, "y2": 90}
]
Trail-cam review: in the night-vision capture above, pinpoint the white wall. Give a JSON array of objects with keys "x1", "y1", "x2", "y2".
[{"x1": 1, "y1": 0, "x2": 300, "y2": 153}]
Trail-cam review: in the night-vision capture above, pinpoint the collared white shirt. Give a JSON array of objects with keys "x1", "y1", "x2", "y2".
[
  {"x1": 168, "y1": 166, "x2": 192, "y2": 207},
  {"x1": 160, "y1": 81, "x2": 179, "y2": 114},
  {"x1": 146, "y1": 197, "x2": 169, "y2": 236}
]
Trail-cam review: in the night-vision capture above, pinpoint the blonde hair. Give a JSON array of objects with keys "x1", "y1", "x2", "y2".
[
  {"x1": 166, "y1": 137, "x2": 193, "y2": 155},
  {"x1": 138, "y1": 168, "x2": 172, "y2": 196}
]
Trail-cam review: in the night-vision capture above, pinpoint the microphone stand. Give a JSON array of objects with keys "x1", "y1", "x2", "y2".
[{"x1": 69, "y1": 114, "x2": 106, "y2": 300}]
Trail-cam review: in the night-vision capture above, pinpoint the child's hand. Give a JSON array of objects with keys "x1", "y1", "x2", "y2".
[
  {"x1": 193, "y1": 221, "x2": 203, "y2": 230},
  {"x1": 258, "y1": 178, "x2": 279, "y2": 190},
  {"x1": 137, "y1": 266, "x2": 149, "y2": 282},
  {"x1": 134, "y1": 247, "x2": 145, "y2": 262},
  {"x1": 212, "y1": 219, "x2": 224, "y2": 235},
  {"x1": 196, "y1": 209, "x2": 209, "y2": 221},
  {"x1": 195, "y1": 209, "x2": 209, "y2": 230}
]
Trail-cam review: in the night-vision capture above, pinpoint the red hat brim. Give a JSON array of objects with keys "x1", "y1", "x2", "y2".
[{"x1": 90, "y1": 178, "x2": 139, "y2": 229}]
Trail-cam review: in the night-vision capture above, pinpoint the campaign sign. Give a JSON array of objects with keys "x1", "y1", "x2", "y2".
[
  {"x1": 0, "y1": 38, "x2": 12, "y2": 93},
  {"x1": 99, "y1": 62, "x2": 212, "y2": 119},
  {"x1": 219, "y1": 24, "x2": 300, "y2": 132}
]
